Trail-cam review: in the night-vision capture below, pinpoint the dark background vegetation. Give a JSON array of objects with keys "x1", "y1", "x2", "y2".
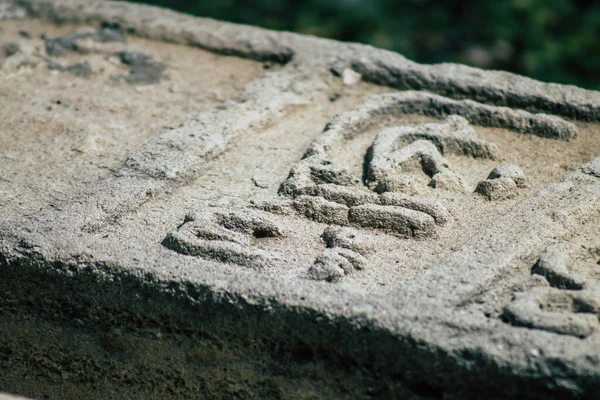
[{"x1": 131, "y1": 0, "x2": 600, "y2": 90}]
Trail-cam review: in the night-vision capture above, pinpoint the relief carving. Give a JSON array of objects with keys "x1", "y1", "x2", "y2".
[
  {"x1": 275, "y1": 90, "x2": 564, "y2": 238},
  {"x1": 162, "y1": 209, "x2": 285, "y2": 269},
  {"x1": 502, "y1": 243, "x2": 600, "y2": 338},
  {"x1": 163, "y1": 90, "x2": 577, "y2": 280}
]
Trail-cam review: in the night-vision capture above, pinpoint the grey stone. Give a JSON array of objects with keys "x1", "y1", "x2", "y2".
[
  {"x1": 162, "y1": 208, "x2": 285, "y2": 269},
  {"x1": 373, "y1": 115, "x2": 498, "y2": 161},
  {"x1": 348, "y1": 203, "x2": 436, "y2": 238},
  {"x1": 44, "y1": 25, "x2": 126, "y2": 56},
  {"x1": 292, "y1": 195, "x2": 350, "y2": 225},
  {"x1": 3, "y1": 41, "x2": 19, "y2": 56},
  {"x1": 0, "y1": 2, "x2": 24, "y2": 20},
  {"x1": 488, "y1": 163, "x2": 527, "y2": 187},
  {"x1": 582, "y1": 156, "x2": 600, "y2": 178},
  {"x1": 378, "y1": 192, "x2": 452, "y2": 225},
  {"x1": 429, "y1": 169, "x2": 470, "y2": 192},
  {"x1": 532, "y1": 243, "x2": 585, "y2": 290},
  {"x1": 475, "y1": 176, "x2": 518, "y2": 200},
  {"x1": 502, "y1": 286, "x2": 600, "y2": 338},
  {"x1": 2, "y1": 1, "x2": 600, "y2": 399},
  {"x1": 309, "y1": 247, "x2": 367, "y2": 282},
  {"x1": 503, "y1": 242, "x2": 600, "y2": 338},
  {"x1": 367, "y1": 116, "x2": 488, "y2": 194},
  {"x1": 321, "y1": 226, "x2": 376, "y2": 255},
  {"x1": 115, "y1": 51, "x2": 167, "y2": 84}
]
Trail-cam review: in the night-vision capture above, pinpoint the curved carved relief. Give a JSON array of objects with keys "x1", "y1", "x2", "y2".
[
  {"x1": 162, "y1": 90, "x2": 577, "y2": 280},
  {"x1": 475, "y1": 164, "x2": 527, "y2": 200},
  {"x1": 502, "y1": 243, "x2": 600, "y2": 338},
  {"x1": 277, "y1": 91, "x2": 559, "y2": 238},
  {"x1": 366, "y1": 115, "x2": 490, "y2": 193},
  {"x1": 256, "y1": 91, "x2": 576, "y2": 280},
  {"x1": 308, "y1": 226, "x2": 375, "y2": 282},
  {"x1": 162, "y1": 209, "x2": 285, "y2": 269}
]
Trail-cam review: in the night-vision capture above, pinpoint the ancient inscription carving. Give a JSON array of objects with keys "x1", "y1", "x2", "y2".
[
  {"x1": 502, "y1": 243, "x2": 600, "y2": 338},
  {"x1": 5, "y1": 3, "x2": 600, "y2": 396},
  {"x1": 308, "y1": 226, "x2": 374, "y2": 282},
  {"x1": 162, "y1": 208, "x2": 285, "y2": 269},
  {"x1": 276, "y1": 91, "x2": 562, "y2": 237},
  {"x1": 162, "y1": 90, "x2": 575, "y2": 278},
  {"x1": 366, "y1": 115, "x2": 493, "y2": 193}
]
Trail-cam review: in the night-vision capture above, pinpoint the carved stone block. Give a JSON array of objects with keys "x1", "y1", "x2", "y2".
[{"x1": 2, "y1": 1, "x2": 600, "y2": 398}]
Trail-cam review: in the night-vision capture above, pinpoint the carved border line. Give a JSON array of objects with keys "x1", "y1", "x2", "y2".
[
  {"x1": 306, "y1": 92, "x2": 575, "y2": 162},
  {"x1": 1, "y1": 1, "x2": 600, "y2": 396},
  {"x1": 16, "y1": 0, "x2": 600, "y2": 121},
  {"x1": 10, "y1": 67, "x2": 315, "y2": 235},
  {"x1": 9, "y1": 0, "x2": 600, "y2": 332},
  {"x1": 15, "y1": 0, "x2": 295, "y2": 63}
]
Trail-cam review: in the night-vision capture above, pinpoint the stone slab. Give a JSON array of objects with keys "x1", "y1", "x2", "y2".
[{"x1": 1, "y1": 1, "x2": 600, "y2": 399}]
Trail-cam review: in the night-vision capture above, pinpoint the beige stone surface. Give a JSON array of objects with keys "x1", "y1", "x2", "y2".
[
  {"x1": 1, "y1": 1, "x2": 600, "y2": 399},
  {"x1": 0, "y1": 18, "x2": 265, "y2": 218}
]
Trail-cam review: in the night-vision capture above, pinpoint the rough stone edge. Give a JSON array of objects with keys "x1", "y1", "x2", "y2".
[
  {"x1": 15, "y1": 0, "x2": 295, "y2": 63},
  {"x1": 2, "y1": 179, "x2": 599, "y2": 397},
  {"x1": 407, "y1": 162, "x2": 600, "y2": 306},
  {"x1": 1, "y1": 246, "x2": 597, "y2": 399},
  {"x1": 2, "y1": 153, "x2": 600, "y2": 397},
  {"x1": 14, "y1": 0, "x2": 600, "y2": 121},
  {"x1": 3, "y1": 1, "x2": 593, "y2": 398}
]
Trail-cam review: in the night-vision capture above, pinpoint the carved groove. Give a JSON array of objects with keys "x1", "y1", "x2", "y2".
[{"x1": 351, "y1": 58, "x2": 600, "y2": 122}]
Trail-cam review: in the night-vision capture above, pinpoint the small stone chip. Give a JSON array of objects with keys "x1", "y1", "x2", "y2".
[
  {"x1": 475, "y1": 177, "x2": 517, "y2": 200},
  {"x1": 488, "y1": 164, "x2": 526, "y2": 187}
]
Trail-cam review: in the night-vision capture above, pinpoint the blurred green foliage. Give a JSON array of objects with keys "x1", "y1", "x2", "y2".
[{"x1": 131, "y1": 0, "x2": 600, "y2": 89}]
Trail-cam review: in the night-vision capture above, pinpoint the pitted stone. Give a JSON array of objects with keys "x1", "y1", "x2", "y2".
[
  {"x1": 488, "y1": 164, "x2": 527, "y2": 187},
  {"x1": 367, "y1": 116, "x2": 493, "y2": 194},
  {"x1": 309, "y1": 247, "x2": 367, "y2": 282},
  {"x1": 162, "y1": 208, "x2": 286, "y2": 269},
  {"x1": 475, "y1": 176, "x2": 518, "y2": 200},
  {"x1": 321, "y1": 226, "x2": 376, "y2": 256},
  {"x1": 3, "y1": 1, "x2": 600, "y2": 399}
]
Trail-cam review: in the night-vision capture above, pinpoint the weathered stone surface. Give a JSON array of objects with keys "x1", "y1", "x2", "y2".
[
  {"x1": 488, "y1": 163, "x2": 527, "y2": 187},
  {"x1": 2, "y1": 1, "x2": 600, "y2": 399},
  {"x1": 475, "y1": 176, "x2": 518, "y2": 200}
]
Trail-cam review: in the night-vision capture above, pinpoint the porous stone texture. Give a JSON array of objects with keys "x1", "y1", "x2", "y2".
[
  {"x1": 475, "y1": 176, "x2": 518, "y2": 200},
  {"x1": 488, "y1": 163, "x2": 527, "y2": 187},
  {"x1": 476, "y1": 164, "x2": 527, "y2": 200},
  {"x1": 2, "y1": 1, "x2": 600, "y2": 399}
]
